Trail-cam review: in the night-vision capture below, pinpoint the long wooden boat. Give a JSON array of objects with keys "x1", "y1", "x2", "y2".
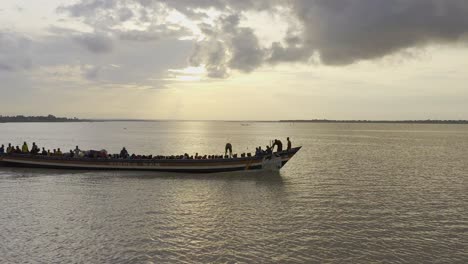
[{"x1": 0, "y1": 147, "x2": 301, "y2": 173}]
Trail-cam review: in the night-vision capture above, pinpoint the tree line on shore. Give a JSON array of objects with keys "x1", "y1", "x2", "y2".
[{"x1": 0, "y1": 115, "x2": 87, "y2": 123}]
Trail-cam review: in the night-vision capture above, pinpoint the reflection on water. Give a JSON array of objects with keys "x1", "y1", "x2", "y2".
[{"x1": 1, "y1": 122, "x2": 467, "y2": 263}]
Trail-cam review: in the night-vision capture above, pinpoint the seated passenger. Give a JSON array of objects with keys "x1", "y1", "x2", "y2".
[
  {"x1": 15, "y1": 146, "x2": 21, "y2": 153},
  {"x1": 265, "y1": 145, "x2": 272, "y2": 155},
  {"x1": 22, "y1": 142, "x2": 29, "y2": 153},
  {"x1": 6, "y1": 143, "x2": 12, "y2": 154},
  {"x1": 120, "y1": 147, "x2": 129, "y2": 158},
  {"x1": 0, "y1": 144, "x2": 4, "y2": 154},
  {"x1": 41, "y1": 148, "x2": 47, "y2": 156},
  {"x1": 31, "y1": 142, "x2": 40, "y2": 155},
  {"x1": 56, "y1": 148, "x2": 63, "y2": 155}
]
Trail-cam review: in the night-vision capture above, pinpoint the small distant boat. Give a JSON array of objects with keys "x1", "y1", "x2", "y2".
[{"x1": 0, "y1": 147, "x2": 301, "y2": 173}]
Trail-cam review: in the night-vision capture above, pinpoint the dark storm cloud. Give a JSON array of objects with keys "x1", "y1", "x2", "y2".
[
  {"x1": 185, "y1": 0, "x2": 468, "y2": 76},
  {"x1": 286, "y1": 0, "x2": 468, "y2": 65},
  {"x1": 58, "y1": 0, "x2": 468, "y2": 78},
  {"x1": 227, "y1": 28, "x2": 264, "y2": 72}
]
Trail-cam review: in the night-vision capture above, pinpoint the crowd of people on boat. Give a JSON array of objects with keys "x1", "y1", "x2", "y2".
[
  {"x1": 0, "y1": 142, "x2": 65, "y2": 156},
  {"x1": 0, "y1": 137, "x2": 292, "y2": 160}
]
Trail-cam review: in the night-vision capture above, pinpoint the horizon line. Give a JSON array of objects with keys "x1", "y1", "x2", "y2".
[{"x1": 3, "y1": 115, "x2": 468, "y2": 124}]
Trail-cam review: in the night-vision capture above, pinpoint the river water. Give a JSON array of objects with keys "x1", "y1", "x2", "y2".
[{"x1": 0, "y1": 122, "x2": 467, "y2": 263}]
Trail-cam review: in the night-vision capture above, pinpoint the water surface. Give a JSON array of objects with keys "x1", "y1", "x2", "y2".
[{"x1": 0, "y1": 122, "x2": 467, "y2": 263}]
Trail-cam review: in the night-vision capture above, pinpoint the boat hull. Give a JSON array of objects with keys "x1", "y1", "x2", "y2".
[{"x1": 0, "y1": 147, "x2": 301, "y2": 173}]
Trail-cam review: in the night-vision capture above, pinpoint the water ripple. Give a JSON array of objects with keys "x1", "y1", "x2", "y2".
[{"x1": 1, "y1": 122, "x2": 468, "y2": 263}]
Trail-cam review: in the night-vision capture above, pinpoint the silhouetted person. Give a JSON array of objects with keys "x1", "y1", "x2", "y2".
[
  {"x1": 265, "y1": 145, "x2": 272, "y2": 155},
  {"x1": 120, "y1": 147, "x2": 129, "y2": 158},
  {"x1": 287, "y1": 137, "x2": 292, "y2": 151},
  {"x1": 74, "y1": 146, "x2": 81, "y2": 157},
  {"x1": 31, "y1": 142, "x2": 39, "y2": 155},
  {"x1": 225, "y1": 143, "x2": 233, "y2": 158},
  {"x1": 0, "y1": 144, "x2": 4, "y2": 154},
  {"x1": 272, "y1": 139, "x2": 283, "y2": 152},
  {"x1": 15, "y1": 146, "x2": 21, "y2": 153},
  {"x1": 6, "y1": 143, "x2": 12, "y2": 153},
  {"x1": 41, "y1": 148, "x2": 47, "y2": 155},
  {"x1": 255, "y1": 147, "x2": 261, "y2": 156}
]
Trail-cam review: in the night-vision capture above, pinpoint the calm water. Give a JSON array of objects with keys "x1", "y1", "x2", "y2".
[{"x1": 0, "y1": 122, "x2": 467, "y2": 263}]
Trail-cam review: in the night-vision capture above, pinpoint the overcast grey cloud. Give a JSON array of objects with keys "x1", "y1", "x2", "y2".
[
  {"x1": 117, "y1": 7, "x2": 134, "y2": 22},
  {"x1": 188, "y1": 14, "x2": 265, "y2": 76},
  {"x1": 74, "y1": 0, "x2": 467, "y2": 77},
  {"x1": 0, "y1": 32, "x2": 32, "y2": 72},
  {"x1": 5, "y1": 0, "x2": 468, "y2": 79},
  {"x1": 82, "y1": 64, "x2": 101, "y2": 80},
  {"x1": 75, "y1": 32, "x2": 114, "y2": 53}
]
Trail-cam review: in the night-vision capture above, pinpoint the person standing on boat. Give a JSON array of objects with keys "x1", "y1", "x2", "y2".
[
  {"x1": 74, "y1": 146, "x2": 81, "y2": 157},
  {"x1": 21, "y1": 142, "x2": 29, "y2": 153},
  {"x1": 225, "y1": 143, "x2": 233, "y2": 158},
  {"x1": 287, "y1": 137, "x2": 292, "y2": 151},
  {"x1": 272, "y1": 139, "x2": 283, "y2": 152}
]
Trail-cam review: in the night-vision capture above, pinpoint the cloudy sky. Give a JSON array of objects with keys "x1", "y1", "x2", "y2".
[{"x1": 1, "y1": 0, "x2": 468, "y2": 120}]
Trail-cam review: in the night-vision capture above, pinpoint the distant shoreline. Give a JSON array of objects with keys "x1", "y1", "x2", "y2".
[
  {"x1": 1, "y1": 115, "x2": 468, "y2": 124},
  {"x1": 278, "y1": 120, "x2": 468, "y2": 124},
  {"x1": 0, "y1": 115, "x2": 90, "y2": 123}
]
